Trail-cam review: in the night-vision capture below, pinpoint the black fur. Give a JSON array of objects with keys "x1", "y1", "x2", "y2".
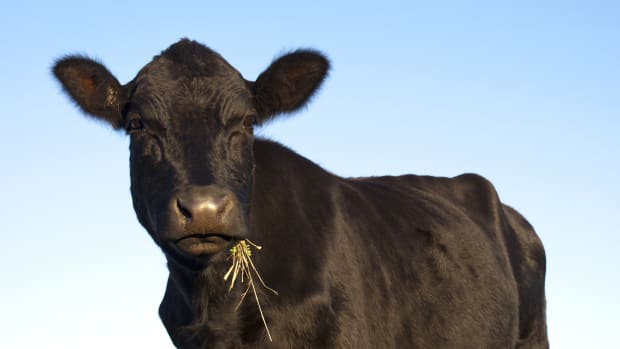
[{"x1": 53, "y1": 38, "x2": 548, "y2": 348}]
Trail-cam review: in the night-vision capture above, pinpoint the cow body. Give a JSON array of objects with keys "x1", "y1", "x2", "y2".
[
  {"x1": 161, "y1": 140, "x2": 547, "y2": 348},
  {"x1": 53, "y1": 39, "x2": 548, "y2": 348}
]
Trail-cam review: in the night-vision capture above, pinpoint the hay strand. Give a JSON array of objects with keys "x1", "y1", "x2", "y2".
[{"x1": 224, "y1": 239, "x2": 278, "y2": 341}]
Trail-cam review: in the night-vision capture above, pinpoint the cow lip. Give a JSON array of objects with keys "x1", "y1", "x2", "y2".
[
  {"x1": 171, "y1": 233, "x2": 239, "y2": 256},
  {"x1": 174, "y1": 233, "x2": 234, "y2": 243}
]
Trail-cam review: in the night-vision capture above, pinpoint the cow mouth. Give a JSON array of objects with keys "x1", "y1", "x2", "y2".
[{"x1": 173, "y1": 233, "x2": 235, "y2": 256}]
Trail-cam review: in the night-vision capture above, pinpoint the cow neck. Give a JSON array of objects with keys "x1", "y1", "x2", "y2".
[
  {"x1": 251, "y1": 138, "x2": 334, "y2": 197},
  {"x1": 250, "y1": 138, "x2": 336, "y2": 233},
  {"x1": 248, "y1": 138, "x2": 335, "y2": 299},
  {"x1": 167, "y1": 251, "x2": 246, "y2": 346}
]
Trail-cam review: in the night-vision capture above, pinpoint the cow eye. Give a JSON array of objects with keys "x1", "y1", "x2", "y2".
[
  {"x1": 242, "y1": 114, "x2": 257, "y2": 130},
  {"x1": 126, "y1": 115, "x2": 144, "y2": 133}
]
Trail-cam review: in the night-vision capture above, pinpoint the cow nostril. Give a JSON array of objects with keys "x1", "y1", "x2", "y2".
[{"x1": 176, "y1": 199, "x2": 193, "y2": 221}]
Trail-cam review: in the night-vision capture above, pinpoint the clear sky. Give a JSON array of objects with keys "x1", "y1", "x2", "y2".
[{"x1": 1, "y1": 1, "x2": 618, "y2": 348}]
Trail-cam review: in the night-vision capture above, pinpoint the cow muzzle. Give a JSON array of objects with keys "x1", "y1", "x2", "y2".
[{"x1": 166, "y1": 185, "x2": 246, "y2": 257}]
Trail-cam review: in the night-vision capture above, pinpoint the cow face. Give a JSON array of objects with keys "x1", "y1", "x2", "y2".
[{"x1": 53, "y1": 39, "x2": 329, "y2": 269}]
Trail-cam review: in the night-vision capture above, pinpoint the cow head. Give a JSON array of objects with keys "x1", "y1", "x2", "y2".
[{"x1": 53, "y1": 39, "x2": 329, "y2": 270}]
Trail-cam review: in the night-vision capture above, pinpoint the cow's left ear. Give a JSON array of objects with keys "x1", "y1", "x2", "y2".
[
  {"x1": 53, "y1": 56, "x2": 124, "y2": 129},
  {"x1": 251, "y1": 50, "x2": 329, "y2": 123}
]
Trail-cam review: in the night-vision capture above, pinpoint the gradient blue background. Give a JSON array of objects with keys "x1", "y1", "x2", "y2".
[{"x1": 1, "y1": 1, "x2": 618, "y2": 347}]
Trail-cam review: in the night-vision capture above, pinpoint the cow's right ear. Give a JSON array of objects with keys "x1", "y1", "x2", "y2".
[{"x1": 53, "y1": 56, "x2": 124, "y2": 129}]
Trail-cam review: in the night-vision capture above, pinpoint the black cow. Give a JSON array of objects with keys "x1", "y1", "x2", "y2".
[{"x1": 53, "y1": 39, "x2": 548, "y2": 348}]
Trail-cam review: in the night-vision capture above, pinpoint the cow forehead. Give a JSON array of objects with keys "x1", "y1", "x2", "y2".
[
  {"x1": 128, "y1": 47, "x2": 252, "y2": 123},
  {"x1": 141, "y1": 40, "x2": 243, "y2": 81}
]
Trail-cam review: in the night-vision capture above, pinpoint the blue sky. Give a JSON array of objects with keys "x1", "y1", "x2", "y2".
[{"x1": 1, "y1": 1, "x2": 618, "y2": 348}]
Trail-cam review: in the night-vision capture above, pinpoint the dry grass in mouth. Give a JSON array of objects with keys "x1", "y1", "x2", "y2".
[{"x1": 224, "y1": 239, "x2": 278, "y2": 341}]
